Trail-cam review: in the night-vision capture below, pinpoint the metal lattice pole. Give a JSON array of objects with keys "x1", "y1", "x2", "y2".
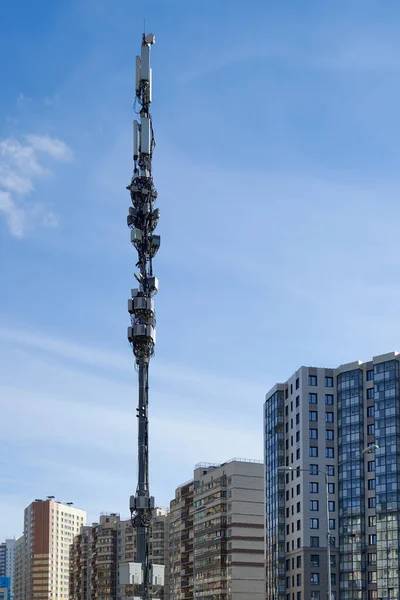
[{"x1": 127, "y1": 32, "x2": 159, "y2": 600}]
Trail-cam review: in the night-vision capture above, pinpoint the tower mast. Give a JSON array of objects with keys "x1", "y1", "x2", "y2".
[{"x1": 127, "y1": 32, "x2": 159, "y2": 600}]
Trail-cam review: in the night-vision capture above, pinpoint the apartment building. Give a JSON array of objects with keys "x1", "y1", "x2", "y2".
[
  {"x1": 0, "y1": 539, "x2": 15, "y2": 598},
  {"x1": 169, "y1": 458, "x2": 265, "y2": 600},
  {"x1": 264, "y1": 352, "x2": 398, "y2": 600},
  {"x1": 13, "y1": 498, "x2": 86, "y2": 600},
  {"x1": 13, "y1": 537, "x2": 24, "y2": 600},
  {"x1": 69, "y1": 510, "x2": 168, "y2": 600}
]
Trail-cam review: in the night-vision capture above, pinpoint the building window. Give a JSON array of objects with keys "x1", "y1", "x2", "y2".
[
  {"x1": 325, "y1": 377, "x2": 333, "y2": 387},
  {"x1": 367, "y1": 388, "x2": 374, "y2": 399},
  {"x1": 297, "y1": 556, "x2": 301, "y2": 568},
  {"x1": 311, "y1": 574, "x2": 319, "y2": 585},
  {"x1": 325, "y1": 412, "x2": 334, "y2": 422},
  {"x1": 368, "y1": 572, "x2": 377, "y2": 583},
  {"x1": 309, "y1": 376, "x2": 317, "y2": 386},
  {"x1": 328, "y1": 501, "x2": 335, "y2": 511},
  {"x1": 369, "y1": 534, "x2": 377, "y2": 545},
  {"x1": 310, "y1": 464, "x2": 318, "y2": 475},
  {"x1": 368, "y1": 479, "x2": 376, "y2": 490},
  {"x1": 309, "y1": 411, "x2": 318, "y2": 421},
  {"x1": 326, "y1": 430, "x2": 334, "y2": 440},
  {"x1": 296, "y1": 395, "x2": 300, "y2": 407},
  {"x1": 326, "y1": 448, "x2": 334, "y2": 458},
  {"x1": 297, "y1": 593, "x2": 301, "y2": 600},
  {"x1": 297, "y1": 537, "x2": 301, "y2": 548},
  {"x1": 296, "y1": 378, "x2": 299, "y2": 390},
  {"x1": 311, "y1": 592, "x2": 320, "y2": 600},
  {"x1": 367, "y1": 370, "x2": 374, "y2": 381},
  {"x1": 368, "y1": 553, "x2": 377, "y2": 565},
  {"x1": 310, "y1": 555, "x2": 319, "y2": 567},
  {"x1": 310, "y1": 537, "x2": 319, "y2": 547},
  {"x1": 310, "y1": 519, "x2": 319, "y2": 529},
  {"x1": 309, "y1": 393, "x2": 318, "y2": 404},
  {"x1": 297, "y1": 520, "x2": 301, "y2": 530},
  {"x1": 368, "y1": 461, "x2": 375, "y2": 472},
  {"x1": 369, "y1": 516, "x2": 376, "y2": 527},
  {"x1": 309, "y1": 447, "x2": 318, "y2": 457},
  {"x1": 296, "y1": 449, "x2": 300, "y2": 459},
  {"x1": 297, "y1": 502, "x2": 301, "y2": 513},
  {"x1": 286, "y1": 405, "x2": 289, "y2": 416},
  {"x1": 326, "y1": 465, "x2": 335, "y2": 476},
  {"x1": 328, "y1": 483, "x2": 335, "y2": 494},
  {"x1": 309, "y1": 429, "x2": 318, "y2": 439},
  {"x1": 297, "y1": 484, "x2": 301, "y2": 495},
  {"x1": 310, "y1": 500, "x2": 319, "y2": 511},
  {"x1": 310, "y1": 482, "x2": 319, "y2": 493},
  {"x1": 296, "y1": 431, "x2": 300, "y2": 442},
  {"x1": 297, "y1": 574, "x2": 301, "y2": 586},
  {"x1": 368, "y1": 497, "x2": 376, "y2": 508},
  {"x1": 325, "y1": 394, "x2": 334, "y2": 405},
  {"x1": 367, "y1": 424, "x2": 375, "y2": 435},
  {"x1": 285, "y1": 388, "x2": 289, "y2": 399},
  {"x1": 367, "y1": 406, "x2": 374, "y2": 417},
  {"x1": 329, "y1": 519, "x2": 335, "y2": 530},
  {"x1": 296, "y1": 413, "x2": 300, "y2": 425}
]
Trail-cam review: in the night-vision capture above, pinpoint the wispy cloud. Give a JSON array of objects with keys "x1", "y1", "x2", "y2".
[
  {"x1": 0, "y1": 324, "x2": 264, "y2": 538},
  {"x1": 0, "y1": 134, "x2": 73, "y2": 238},
  {"x1": 311, "y1": 35, "x2": 400, "y2": 72}
]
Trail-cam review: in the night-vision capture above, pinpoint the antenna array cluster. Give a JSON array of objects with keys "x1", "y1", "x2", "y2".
[{"x1": 126, "y1": 32, "x2": 158, "y2": 600}]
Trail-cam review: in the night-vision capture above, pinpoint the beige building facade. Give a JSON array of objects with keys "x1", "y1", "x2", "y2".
[
  {"x1": 169, "y1": 458, "x2": 265, "y2": 600},
  {"x1": 13, "y1": 498, "x2": 86, "y2": 600}
]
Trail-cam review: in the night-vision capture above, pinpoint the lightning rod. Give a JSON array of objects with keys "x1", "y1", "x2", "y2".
[{"x1": 127, "y1": 31, "x2": 159, "y2": 600}]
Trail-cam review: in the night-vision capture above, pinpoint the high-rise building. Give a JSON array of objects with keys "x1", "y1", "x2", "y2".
[
  {"x1": 264, "y1": 352, "x2": 399, "y2": 600},
  {"x1": 5, "y1": 540, "x2": 15, "y2": 597},
  {"x1": 0, "y1": 540, "x2": 15, "y2": 598},
  {"x1": 169, "y1": 458, "x2": 265, "y2": 600},
  {"x1": 14, "y1": 498, "x2": 86, "y2": 600},
  {"x1": 0, "y1": 539, "x2": 16, "y2": 597},
  {"x1": 13, "y1": 537, "x2": 24, "y2": 600},
  {"x1": 69, "y1": 510, "x2": 168, "y2": 600},
  {"x1": 0, "y1": 545, "x2": 5, "y2": 578}
]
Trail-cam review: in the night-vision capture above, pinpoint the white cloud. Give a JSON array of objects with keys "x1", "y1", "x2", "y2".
[
  {"x1": 26, "y1": 134, "x2": 73, "y2": 162},
  {"x1": 0, "y1": 191, "x2": 25, "y2": 237},
  {"x1": 0, "y1": 134, "x2": 73, "y2": 238}
]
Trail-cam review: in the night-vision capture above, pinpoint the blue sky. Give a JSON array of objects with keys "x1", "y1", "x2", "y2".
[{"x1": 2, "y1": 0, "x2": 400, "y2": 538}]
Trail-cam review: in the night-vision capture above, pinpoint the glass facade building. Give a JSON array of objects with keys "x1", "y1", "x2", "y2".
[
  {"x1": 264, "y1": 352, "x2": 400, "y2": 600},
  {"x1": 264, "y1": 390, "x2": 285, "y2": 600}
]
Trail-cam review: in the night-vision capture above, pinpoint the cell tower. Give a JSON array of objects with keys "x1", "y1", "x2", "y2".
[{"x1": 126, "y1": 32, "x2": 159, "y2": 600}]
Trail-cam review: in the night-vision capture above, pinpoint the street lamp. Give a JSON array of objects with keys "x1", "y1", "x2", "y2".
[{"x1": 278, "y1": 444, "x2": 378, "y2": 600}]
